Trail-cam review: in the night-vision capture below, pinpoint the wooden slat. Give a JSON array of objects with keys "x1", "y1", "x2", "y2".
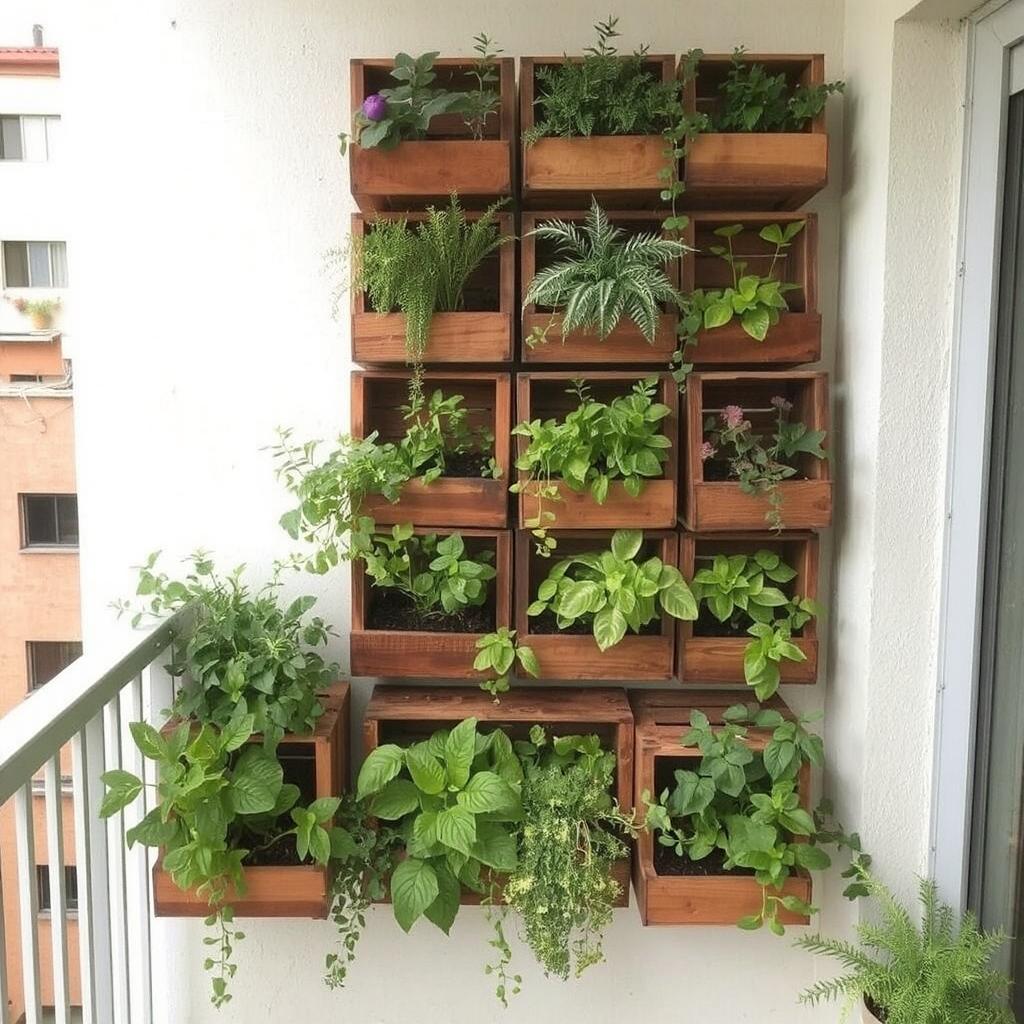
[
  {"x1": 14, "y1": 783, "x2": 42, "y2": 1024},
  {"x1": 44, "y1": 756, "x2": 72, "y2": 1024}
]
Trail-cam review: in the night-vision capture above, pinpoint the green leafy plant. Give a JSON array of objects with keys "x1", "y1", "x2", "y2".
[
  {"x1": 463, "y1": 33, "x2": 503, "y2": 140},
  {"x1": 702, "y1": 396, "x2": 827, "y2": 530},
  {"x1": 511, "y1": 377, "x2": 672, "y2": 555},
  {"x1": 797, "y1": 872, "x2": 1013, "y2": 1023},
  {"x1": 712, "y1": 47, "x2": 844, "y2": 133},
  {"x1": 504, "y1": 727, "x2": 639, "y2": 981},
  {"x1": 528, "y1": 529, "x2": 697, "y2": 650},
  {"x1": 116, "y1": 552, "x2": 335, "y2": 744},
  {"x1": 523, "y1": 198, "x2": 689, "y2": 348},
  {"x1": 5, "y1": 294, "x2": 62, "y2": 319},
  {"x1": 644, "y1": 704, "x2": 829, "y2": 935},
  {"x1": 689, "y1": 550, "x2": 820, "y2": 699},
  {"x1": 474, "y1": 627, "x2": 540, "y2": 699}
]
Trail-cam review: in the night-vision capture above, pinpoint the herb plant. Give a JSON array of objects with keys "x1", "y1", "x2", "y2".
[
  {"x1": 702, "y1": 396, "x2": 827, "y2": 530},
  {"x1": 690, "y1": 550, "x2": 820, "y2": 699},
  {"x1": 474, "y1": 627, "x2": 540, "y2": 699},
  {"x1": 463, "y1": 33, "x2": 503, "y2": 140},
  {"x1": 528, "y1": 529, "x2": 697, "y2": 650},
  {"x1": 644, "y1": 704, "x2": 829, "y2": 934},
  {"x1": 524, "y1": 198, "x2": 688, "y2": 348}
]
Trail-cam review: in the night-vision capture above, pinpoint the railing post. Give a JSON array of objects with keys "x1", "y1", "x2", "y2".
[
  {"x1": 14, "y1": 783, "x2": 42, "y2": 1024},
  {"x1": 44, "y1": 755, "x2": 72, "y2": 1024},
  {"x1": 0, "y1": 858, "x2": 10, "y2": 1024}
]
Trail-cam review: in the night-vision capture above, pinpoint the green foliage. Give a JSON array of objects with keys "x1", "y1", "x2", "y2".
[
  {"x1": 712, "y1": 47, "x2": 844, "y2": 133},
  {"x1": 474, "y1": 628, "x2": 540, "y2": 699},
  {"x1": 504, "y1": 728, "x2": 638, "y2": 980},
  {"x1": 702, "y1": 397, "x2": 827, "y2": 530},
  {"x1": 363, "y1": 524, "x2": 497, "y2": 617},
  {"x1": 117, "y1": 552, "x2": 335, "y2": 744},
  {"x1": 525, "y1": 17, "x2": 681, "y2": 143},
  {"x1": 644, "y1": 705, "x2": 828, "y2": 935},
  {"x1": 511, "y1": 377, "x2": 672, "y2": 554},
  {"x1": 523, "y1": 198, "x2": 688, "y2": 347},
  {"x1": 796, "y1": 873, "x2": 1013, "y2": 1023},
  {"x1": 529, "y1": 529, "x2": 697, "y2": 650},
  {"x1": 690, "y1": 550, "x2": 820, "y2": 700},
  {"x1": 464, "y1": 34, "x2": 503, "y2": 140}
]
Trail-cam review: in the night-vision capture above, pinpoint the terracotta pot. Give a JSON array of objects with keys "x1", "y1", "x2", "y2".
[{"x1": 29, "y1": 312, "x2": 52, "y2": 330}]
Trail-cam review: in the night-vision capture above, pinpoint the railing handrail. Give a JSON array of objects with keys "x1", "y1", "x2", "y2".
[{"x1": 0, "y1": 606, "x2": 193, "y2": 805}]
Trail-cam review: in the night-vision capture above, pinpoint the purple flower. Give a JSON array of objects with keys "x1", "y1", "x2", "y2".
[
  {"x1": 770, "y1": 395, "x2": 793, "y2": 412},
  {"x1": 722, "y1": 405, "x2": 745, "y2": 429},
  {"x1": 362, "y1": 94, "x2": 388, "y2": 122},
  {"x1": 700, "y1": 441, "x2": 716, "y2": 462}
]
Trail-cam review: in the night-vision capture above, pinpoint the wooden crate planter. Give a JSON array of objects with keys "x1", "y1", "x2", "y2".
[
  {"x1": 350, "y1": 211, "x2": 515, "y2": 365},
  {"x1": 520, "y1": 55, "x2": 676, "y2": 207},
  {"x1": 515, "y1": 530, "x2": 678, "y2": 680},
  {"x1": 683, "y1": 212, "x2": 821, "y2": 366},
  {"x1": 349, "y1": 57, "x2": 515, "y2": 211},
  {"x1": 364, "y1": 685, "x2": 634, "y2": 906},
  {"x1": 677, "y1": 531, "x2": 819, "y2": 684},
  {"x1": 351, "y1": 369, "x2": 511, "y2": 528},
  {"x1": 521, "y1": 210, "x2": 679, "y2": 365},
  {"x1": 683, "y1": 54, "x2": 829, "y2": 210},
  {"x1": 350, "y1": 528, "x2": 512, "y2": 678},
  {"x1": 153, "y1": 683, "x2": 351, "y2": 919},
  {"x1": 515, "y1": 371, "x2": 678, "y2": 529},
  {"x1": 682, "y1": 371, "x2": 832, "y2": 531},
  {"x1": 631, "y1": 689, "x2": 812, "y2": 925}
]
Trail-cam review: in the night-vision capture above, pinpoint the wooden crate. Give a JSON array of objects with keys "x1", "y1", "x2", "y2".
[
  {"x1": 351, "y1": 369, "x2": 511, "y2": 528},
  {"x1": 678, "y1": 531, "x2": 819, "y2": 684},
  {"x1": 520, "y1": 54, "x2": 676, "y2": 208},
  {"x1": 630, "y1": 689, "x2": 812, "y2": 925},
  {"x1": 349, "y1": 57, "x2": 515, "y2": 211},
  {"x1": 364, "y1": 684, "x2": 634, "y2": 907},
  {"x1": 515, "y1": 530, "x2": 678, "y2": 680},
  {"x1": 682, "y1": 54, "x2": 829, "y2": 210},
  {"x1": 682, "y1": 212, "x2": 821, "y2": 366},
  {"x1": 521, "y1": 210, "x2": 679, "y2": 365},
  {"x1": 682, "y1": 371, "x2": 832, "y2": 531},
  {"x1": 515, "y1": 371, "x2": 678, "y2": 529},
  {"x1": 350, "y1": 527, "x2": 512, "y2": 678},
  {"x1": 350, "y1": 211, "x2": 514, "y2": 365},
  {"x1": 153, "y1": 683, "x2": 351, "y2": 919}
]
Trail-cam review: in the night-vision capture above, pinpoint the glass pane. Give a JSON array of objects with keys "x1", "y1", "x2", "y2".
[
  {"x1": 20, "y1": 116, "x2": 46, "y2": 161},
  {"x1": 22, "y1": 494, "x2": 57, "y2": 545},
  {"x1": 0, "y1": 116, "x2": 22, "y2": 160},
  {"x1": 44, "y1": 116, "x2": 61, "y2": 160},
  {"x1": 27, "y1": 241, "x2": 51, "y2": 287},
  {"x1": 49, "y1": 241, "x2": 68, "y2": 287},
  {"x1": 56, "y1": 494, "x2": 78, "y2": 545},
  {"x1": 2, "y1": 241, "x2": 29, "y2": 287}
]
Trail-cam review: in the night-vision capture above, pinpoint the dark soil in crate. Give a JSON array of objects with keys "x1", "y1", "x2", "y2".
[
  {"x1": 368, "y1": 589, "x2": 495, "y2": 634},
  {"x1": 653, "y1": 843, "x2": 756, "y2": 878},
  {"x1": 439, "y1": 451, "x2": 492, "y2": 479},
  {"x1": 690, "y1": 607, "x2": 804, "y2": 639},
  {"x1": 528, "y1": 610, "x2": 662, "y2": 637},
  {"x1": 242, "y1": 835, "x2": 305, "y2": 868},
  {"x1": 702, "y1": 458, "x2": 810, "y2": 483}
]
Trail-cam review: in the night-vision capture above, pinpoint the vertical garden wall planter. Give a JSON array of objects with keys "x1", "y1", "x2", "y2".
[
  {"x1": 630, "y1": 689, "x2": 812, "y2": 925},
  {"x1": 153, "y1": 683, "x2": 351, "y2": 919},
  {"x1": 519, "y1": 54, "x2": 676, "y2": 207},
  {"x1": 682, "y1": 370, "x2": 832, "y2": 531},
  {"x1": 515, "y1": 371, "x2": 679, "y2": 528},
  {"x1": 677, "y1": 531, "x2": 819, "y2": 684},
  {"x1": 351, "y1": 369, "x2": 511, "y2": 528},
  {"x1": 363, "y1": 685, "x2": 634, "y2": 905},
  {"x1": 350, "y1": 211, "x2": 515, "y2": 365},
  {"x1": 682, "y1": 212, "x2": 821, "y2": 366},
  {"x1": 514, "y1": 530, "x2": 678, "y2": 680},
  {"x1": 350, "y1": 527, "x2": 512, "y2": 678},
  {"x1": 682, "y1": 54, "x2": 829, "y2": 210},
  {"x1": 349, "y1": 57, "x2": 515, "y2": 211},
  {"x1": 520, "y1": 210, "x2": 679, "y2": 364}
]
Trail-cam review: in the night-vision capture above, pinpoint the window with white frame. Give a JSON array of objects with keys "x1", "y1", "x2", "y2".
[
  {"x1": 0, "y1": 114, "x2": 60, "y2": 161},
  {"x1": 2, "y1": 240, "x2": 68, "y2": 287}
]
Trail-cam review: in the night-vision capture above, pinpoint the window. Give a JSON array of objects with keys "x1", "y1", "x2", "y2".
[
  {"x1": 26, "y1": 641, "x2": 82, "y2": 689},
  {"x1": 0, "y1": 115, "x2": 60, "y2": 161},
  {"x1": 20, "y1": 493, "x2": 78, "y2": 547},
  {"x1": 2, "y1": 241, "x2": 68, "y2": 287},
  {"x1": 10, "y1": 374, "x2": 44, "y2": 383},
  {"x1": 35, "y1": 865, "x2": 78, "y2": 914}
]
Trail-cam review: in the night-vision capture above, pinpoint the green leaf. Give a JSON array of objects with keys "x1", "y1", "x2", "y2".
[
  {"x1": 741, "y1": 307, "x2": 771, "y2": 341},
  {"x1": 610, "y1": 529, "x2": 643, "y2": 562},
  {"x1": 220, "y1": 710, "x2": 255, "y2": 753},
  {"x1": 471, "y1": 821, "x2": 517, "y2": 872},
  {"x1": 356, "y1": 744, "x2": 404, "y2": 801},
  {"x1": 423, "y1": 862, "x2": 461, "y2": 934},
  {"x1": 129, "y1": 722, "x2": 168, "y2": 761},
  {"x1": 391, "y1": 858, "x2": 439, "y2": 932},
  {"x1": 593, "y1": 605, "x2": 628, "y2": 651},
  {"x1": 456, "y1": 771, "x2": 519, "y2": 815},
  {"x1": 444, "y1": 718, "x2": 477, "y2": 790},
  {"x1": 370, "y1": 779, "x2": 421, "y2": 820},
  {"x1": 229, "y1": 748, "x2": 283, "y2": 815},
  {"x1": 703, "y1": 300, "x2": 734, "y2": 330},
  {"x1": 557, "y1": 579, "x2": 603, "y2": 620},
  {"x1": 793, "y1": 844, "x2": 831, "y2": 871},
  {"x1": 435, "y1": 806, "x2": 477, "y2": 857},
  {"x1": 660, "y1": 582, "x2": 698, "y2": 621},
  {"x1": 406, "y1": 744, "x2": 446, "y2": 796},
  {"x1": 126, "y1": 805, "x2": 179, "y2": 848},
  {"x1": 516, "y1": 645, "x2": 540, "y2": 678}
]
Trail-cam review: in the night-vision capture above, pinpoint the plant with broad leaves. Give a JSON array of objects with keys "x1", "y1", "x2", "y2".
[
  {"x1": 511, "y1": 377, "x2": 672, "y2": 555},
  {"x1": 689, "y1": 549, "x2": 821, "y2": 699},
  {"x1": 474, "y1": 628, "x2": 540, "y2": 699},
  {"x1": 528, "y1": 529, "x2": 697, "y2": 650},
  {"x1": 115, "y1": 551, "x2": 335, "y2": 745},
  {"x1": 644, "y1": 704, "x2": 829, "y2": 935}
]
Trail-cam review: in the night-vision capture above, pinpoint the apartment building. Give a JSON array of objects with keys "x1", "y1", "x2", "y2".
[{"x1": 0, "y1": 31, "x2": 81, "y2": 1023}]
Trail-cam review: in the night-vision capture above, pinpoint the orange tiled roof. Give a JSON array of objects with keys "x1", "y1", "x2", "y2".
[{"x1": 0, "y1": 47, "x2": 59, "y2": 76}]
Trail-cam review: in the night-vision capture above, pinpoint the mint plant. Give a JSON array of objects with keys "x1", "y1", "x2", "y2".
[
  {"x1": 474, "y1": 627, "x2": 540, "y2": 699},
  {"x1": 528, "y1": 529, "x2": 697, "y2": 650}
]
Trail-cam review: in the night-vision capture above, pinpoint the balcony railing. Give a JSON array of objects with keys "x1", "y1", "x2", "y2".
[{"x1": 0, "y1": 607, "x2": 193, "y2": 1024}]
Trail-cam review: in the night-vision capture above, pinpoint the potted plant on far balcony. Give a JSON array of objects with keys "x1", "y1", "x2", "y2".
[{"x1": 5, "y1": 295, "x2": 61, "y2": 330}]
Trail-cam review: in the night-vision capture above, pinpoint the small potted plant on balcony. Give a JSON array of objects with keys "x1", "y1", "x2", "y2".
[{"x1": 5, "y1": 294, "x2": 61, "y2": 330}]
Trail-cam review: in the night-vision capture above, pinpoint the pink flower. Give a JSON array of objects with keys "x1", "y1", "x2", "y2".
[
  {"x1": 722, "y1": 405, "x2": 745, "y2": 429},
  {"x1": 700, "y1": 441, "x2": 716, "y2": 462},
  {"x1": 770, "y1": 395, "x2": 793, "y2": 412}
]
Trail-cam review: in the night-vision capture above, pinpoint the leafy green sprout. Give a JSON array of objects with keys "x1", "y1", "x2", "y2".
[{"x1": 474, "y1": 627, "x2": 540, "y2": 699}]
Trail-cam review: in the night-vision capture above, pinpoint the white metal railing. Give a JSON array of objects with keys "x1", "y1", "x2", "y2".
[{"x1": 0, "y1": 607, "x2": 192, "y2": 1024}]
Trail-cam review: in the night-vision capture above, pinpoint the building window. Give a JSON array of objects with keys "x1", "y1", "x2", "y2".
[
  {"x1": 2, "y1": 240, "x2": 68, "y2": 287},
  {"x1": 9, "y1": 374, "x2": 44, "y2": 383},
  {"x1": 0, "y1": 115, "x2": 60, "y2": 161},
  {"x1": 26, "y1": 641, "x2": 82, "y2": 689},
  {"x1": 20, "y1": 493, "x2": 78, "y2": 547},
  {"x1": 35, "y1": 865, "x2": 78, "y2": 914}
]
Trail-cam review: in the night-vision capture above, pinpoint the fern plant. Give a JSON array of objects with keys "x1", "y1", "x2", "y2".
[
  {"x1": 524, "y1": 198, "x2": 689, "y2": 347},
  {"x1": 796, "y1": 873, "x2": 1013, "y2": 1023}
]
